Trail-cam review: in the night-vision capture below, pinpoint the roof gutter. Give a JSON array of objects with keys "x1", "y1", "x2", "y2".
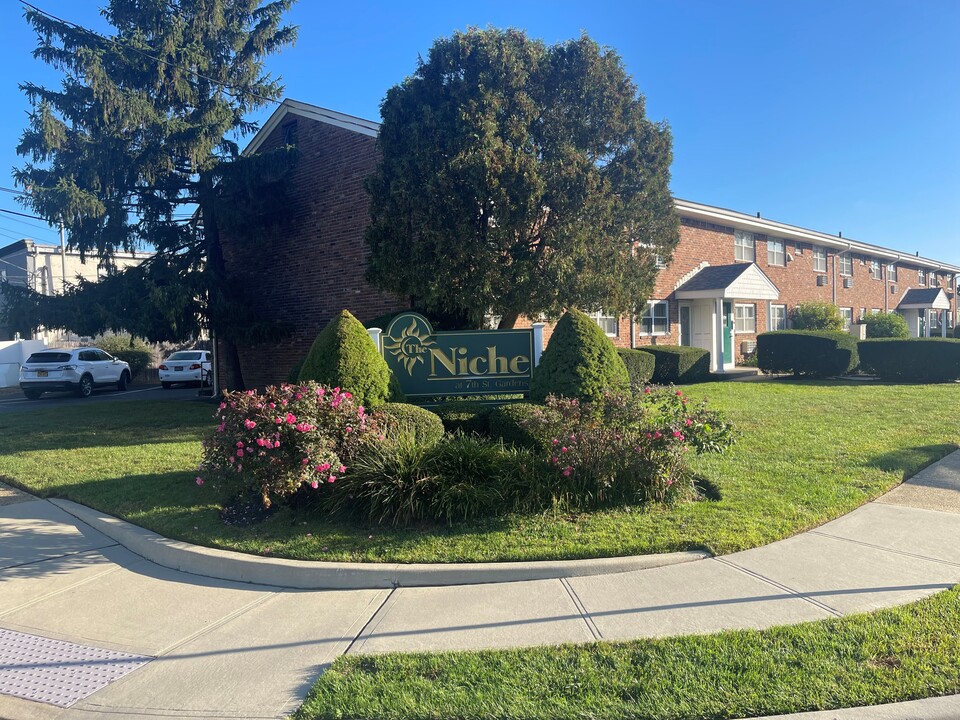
[{"x1": 675, "y1": 199, "x2": 960, "y2": 274}]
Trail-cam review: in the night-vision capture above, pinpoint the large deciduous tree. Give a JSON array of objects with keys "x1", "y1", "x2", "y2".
[
  {"x1": 365, "y1": 28, "x2": 679, "y2": 329},
  {"x1": 12, "y1": 0, "x2": 297, "y2": 388}
]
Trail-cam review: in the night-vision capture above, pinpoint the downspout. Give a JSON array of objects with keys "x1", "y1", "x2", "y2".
[
  {"x1": 211, "y1": 330, "x2": 220, "y2": 398},
  {"x1": 630, "y1": 310, "x2": 636, "y2": 349}
]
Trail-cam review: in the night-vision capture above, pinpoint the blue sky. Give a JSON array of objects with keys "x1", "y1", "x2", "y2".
[{"x1": 1, "y1": 0, "x2": 958, "y2": 264}]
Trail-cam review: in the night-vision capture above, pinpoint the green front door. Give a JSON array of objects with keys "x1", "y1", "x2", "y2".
[{"x1": 722, "y1": 301, "x2": 733, "y2": 365}]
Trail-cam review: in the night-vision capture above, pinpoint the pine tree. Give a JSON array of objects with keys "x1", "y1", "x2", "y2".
[{"x1": 13, "y1": 0, "x2": 297, "y2": 388}]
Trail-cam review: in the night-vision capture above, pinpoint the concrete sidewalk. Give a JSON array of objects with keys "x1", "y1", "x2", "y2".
[{"x1": 1, "y1": 451, "x2": 959, "y2": 719}]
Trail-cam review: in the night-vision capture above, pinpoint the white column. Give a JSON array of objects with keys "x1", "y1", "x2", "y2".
[
  {"x1": 942, "y1": 310, "x2": 947, "y2": 338},
  {"x1": 924, "y1": 311, "x2": 931, "y2": 338},
  {"x1": 714, "y1": 297, "x2": 724, "y2": 373},
  {"x1": 367, "y1": 327, "x2": 382, "y2": 353},
  {"x1": 532, "y1": 323, "x2": 545, "y2": 366}
]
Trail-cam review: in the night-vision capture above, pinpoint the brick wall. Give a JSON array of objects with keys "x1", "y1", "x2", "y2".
[{"x1": 218, "y1": 116, "x2": 405, "y2": 389}]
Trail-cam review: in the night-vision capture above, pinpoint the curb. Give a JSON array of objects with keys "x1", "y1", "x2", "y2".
[{"x1": 49, "y1": 498, "x2": 711, "y2": 590}]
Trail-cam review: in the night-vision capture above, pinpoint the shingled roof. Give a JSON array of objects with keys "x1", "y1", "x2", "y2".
[
  {"x1": 897, "y1": 288, "x2": 951, "y2": 309},
  {"x1": 675, "y1": 264, "x2": 753, "y2": 293},
  {"x1": 673, "y1": 263, "x2": 780, "y2": 300}
]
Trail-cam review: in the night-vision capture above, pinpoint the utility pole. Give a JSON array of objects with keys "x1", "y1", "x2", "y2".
[{"x1": 59, "y1": 218, "x2": 67, "y2": 294}]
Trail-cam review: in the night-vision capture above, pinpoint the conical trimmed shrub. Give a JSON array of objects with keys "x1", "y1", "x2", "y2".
[
  {"x1": 298, "y1": 310, "x2": 400, "y2": 407},
  {"x1": 529, "y1": 310, "x2": 629, "y2": 403}
]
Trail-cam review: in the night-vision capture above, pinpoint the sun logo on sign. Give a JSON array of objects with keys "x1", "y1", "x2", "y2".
[{"x1": 383, "y1": 317, "x2": 436, "y2": 376}]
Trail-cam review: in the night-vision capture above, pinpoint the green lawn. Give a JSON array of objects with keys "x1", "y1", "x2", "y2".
[
  {"x1": 295, "y1": 586, "x2": 960, "y2": 720},
  {"x1": 0, "y1": 380, "x2": 957, "y2": 563}
]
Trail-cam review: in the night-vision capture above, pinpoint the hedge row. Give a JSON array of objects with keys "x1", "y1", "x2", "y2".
[
  {"x1": 858, "y1": 338, "x2": 960, "y2": 382},
  {"x1": 757, "y1": 331, "x2": 859, "y2": 378},
  {"x1": 644, "y1": 346, "x2": 711, "y2": 385},
  {"x1": 758, "y1": 331, "x2": 960, "y2": 382},
  {"x1": 617, "y1": 348, "x2": 655, "y2": 386}
]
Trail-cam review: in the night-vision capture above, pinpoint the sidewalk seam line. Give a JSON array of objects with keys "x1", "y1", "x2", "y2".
[
  {"x1": 713, "y1": 557, "x2": 844, "y2": 618},
  {"x1": 809, "y1": 530, "x2": 960, "y2": 568},
  {"x1": 153, "y1": 592, "x2": 278, "y2": 657},
  {"x1": 0, "y1": 561, "x2": 125, "y2": 619},
  {"x1": 559, "y1": 577, "x2": 602, "y2": 641},
  {"x1": 345, "y1": 587, "x2": 397, "y2": 656}
]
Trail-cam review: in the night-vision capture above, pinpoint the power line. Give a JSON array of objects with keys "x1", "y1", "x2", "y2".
[
  {"x1": 0, "y1": 207, "x2": 49, "y2": 222},
  {"x1": 0, "y1": 228, "x2": 26, "y2": 242},
  {"x1": 0, "y1": 211, "x2": 57, "y2": 234},
  {"x1": 21, "y1": 2, "x2": 283, "y2": 107}
]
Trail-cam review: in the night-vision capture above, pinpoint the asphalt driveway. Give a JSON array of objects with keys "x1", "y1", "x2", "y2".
[{"x1": 0, "y1": 385, "x2": 202, "y2": 414}]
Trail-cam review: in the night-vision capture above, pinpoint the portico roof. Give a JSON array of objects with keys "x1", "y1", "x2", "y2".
[
  {"x1": 897, "y1": 288, "x2": 951, "y2": 310},
  {"x1": 674, "y1": 263, "x2": 780, "y2": 300}
]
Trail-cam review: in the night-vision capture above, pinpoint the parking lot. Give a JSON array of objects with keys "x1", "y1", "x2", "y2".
[{"x1": 0, "y1": 384, "x2": 202, "y2": 414}]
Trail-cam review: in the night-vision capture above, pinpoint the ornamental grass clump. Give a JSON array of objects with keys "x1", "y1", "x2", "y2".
[
  {"x1": 198, "y1": 382, "x2": 381, "y2": 508},
  {"x1": 521, "y1": 387, "x2": 734, "y2": 507}
]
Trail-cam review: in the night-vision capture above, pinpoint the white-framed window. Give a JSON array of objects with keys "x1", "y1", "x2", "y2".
[
  {"x1": 839, "y1": 307, "x2": 853, "y2": 331},
  {"x1": 812, "y1": 246, "x2": 827, "y2": 273},
  {"x1": 887, "y1": 263, "x2": 898, "y2": 282},
  {"x1": 839, "y1": 255, "x2": 853, "y2": 276},
  {"x1": 734, "y1": 304, "x2": 756, "y2": 333},
  {"x1": 767, "y1": 238, "x2": 785, "y2": 266},
  {"x1": 734, "y1": 230, "x2": 755, "y2": 263},
  {"x1": 859, "y1": 308, "x2": 867, "y2": 321},
  {"x1": 871, "y1": 308, "x2": 882, "y2": 314},
  {"x1": 769, "y1": 303, "x2": 787, "y2": 331},
  {"x1": 639, "y1": 301, "x2": 669, "y2": 335},
  {"x1": 586, "y1": 310, "x2": 619, "y2": 337},
  {"x1": 870, "y1": 259, "x2": 882, "y2": 280},
  {"x1": 918, "y1": 269, "x2": 927, "y2": 286}
]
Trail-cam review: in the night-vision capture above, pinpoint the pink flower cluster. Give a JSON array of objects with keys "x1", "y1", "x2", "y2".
[{"x1": 196, "y1": 382, "x2": 381, "y2": 508}]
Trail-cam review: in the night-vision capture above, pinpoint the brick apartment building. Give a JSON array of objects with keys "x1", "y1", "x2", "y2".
[{"x1": 219, "y1": 99, "x2": 960, "y2": 387}]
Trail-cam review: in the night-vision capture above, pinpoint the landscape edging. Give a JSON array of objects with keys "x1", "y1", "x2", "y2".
[{"x1": 50, "y1": 498, "x2": 711, "y2": 590}]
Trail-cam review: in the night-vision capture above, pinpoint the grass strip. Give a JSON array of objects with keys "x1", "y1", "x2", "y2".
[
  {"x1": 296, "y1": 586, "x2": 960, "y2": 719},
  {"x1": 0, "y1": 381, "x2": 957, "y2": 563}
]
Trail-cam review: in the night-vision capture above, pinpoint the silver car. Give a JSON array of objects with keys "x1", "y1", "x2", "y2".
[{"x1": 19, "y1": 347, "x2": 132, "y2": 399}]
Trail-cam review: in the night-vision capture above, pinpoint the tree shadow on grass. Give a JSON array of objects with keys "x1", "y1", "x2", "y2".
[
  {"x1": 0, "y1": 407, "x2": 210, "y2": 453},
  {"x1": 869, "y1": 444, "x2": 959, "y2": 481},
  {"x1": 47, "y1": 471, "x2": 523, "y2": 563}
]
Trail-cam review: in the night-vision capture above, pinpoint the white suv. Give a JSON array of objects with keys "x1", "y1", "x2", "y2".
[{"x1": 19, "y1": 347, "x2": 132, "y2": 400}]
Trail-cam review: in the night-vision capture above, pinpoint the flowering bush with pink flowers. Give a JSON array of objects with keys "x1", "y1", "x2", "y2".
[
  {"x1": 197, "y1": 383, "x2": 381, "y2": 508},
  {"x1": 521, "y1": 387, "x2": 734, "y2": 506}
]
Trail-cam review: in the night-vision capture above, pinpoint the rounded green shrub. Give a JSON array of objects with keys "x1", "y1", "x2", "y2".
[
  {"x1": 298, "y1": 309, "x2": 400, "y2": 407},
  {"x1": 791, "y1": 302, "x2": 844, "y2": 332},
  {"x1": 863, "y1": 312, "x2": 909, "y2": 339},
  {"x1": 530, "y1": 310, "x2": 629, "y2": 402},
  {"x1": 375, "y1": 402, "x2": 445, "y2": 447},
  {"x1": 432, "y1": 401, "x2": 493, "y2": 435},
  {"x1": 617, "y1": 348, "x2": 655, "y2": 387}
]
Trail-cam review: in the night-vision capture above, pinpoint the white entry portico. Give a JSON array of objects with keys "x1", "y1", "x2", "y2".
[
  {"x1": 674, "y1": 263, "x2": 780, "y2": 372},
  {"x1": 897, "y1": 288, "x2": 952, "y2": 338}
]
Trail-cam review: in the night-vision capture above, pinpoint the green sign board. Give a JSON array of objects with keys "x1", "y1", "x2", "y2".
[{"x1": 381, "y1": 313, "x2": 533, "y2": 398}]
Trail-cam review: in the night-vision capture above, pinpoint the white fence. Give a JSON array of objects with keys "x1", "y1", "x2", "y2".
[{"x1": 0, "y1": 340, "x2": 48, "y2": 388}]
